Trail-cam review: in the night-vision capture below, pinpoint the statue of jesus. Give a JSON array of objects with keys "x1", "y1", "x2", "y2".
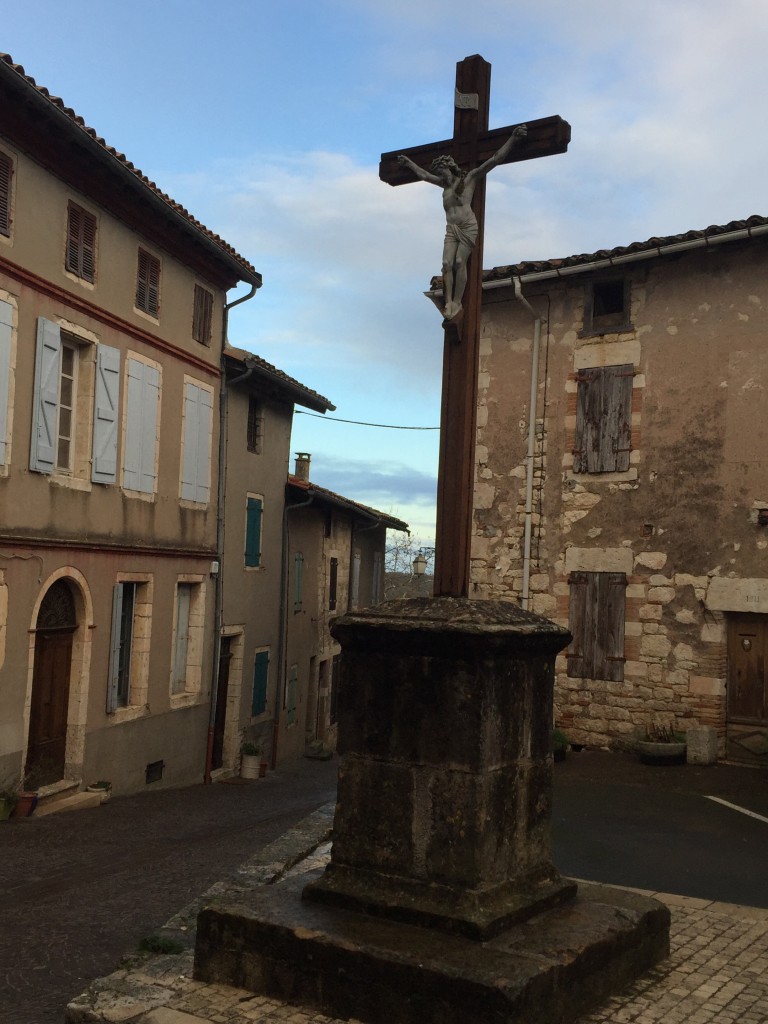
[{"x1": 398, "y1": 124, "x2": 527, "y2": 320}]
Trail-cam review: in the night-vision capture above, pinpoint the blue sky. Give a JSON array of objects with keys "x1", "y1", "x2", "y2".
[{"x1": 6, "y1": 1, "x2": 768, "y2": 542}]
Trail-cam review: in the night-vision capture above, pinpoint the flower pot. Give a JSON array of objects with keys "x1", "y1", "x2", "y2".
[
  {"x1": 240, "y1": 753, "x2": 260, "y2": 780},
  {"x1": 86, "y1": 782, "x2": 112, "y2": 802},
  {"x1": 0, "y1": 797, "x2": 15, "y2": 820},
  {"x1": 259, "y1": 761, "x2": 268, "y2": 778},
  {"x1": 637, "y1": 740, "x2": 687, "y2": 766},
  {"x1": 11, "y1": 791, "x2": 38, "y2": 818}
]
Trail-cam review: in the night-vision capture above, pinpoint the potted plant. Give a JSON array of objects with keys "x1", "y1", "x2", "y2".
[
  {"x1": 11, "y1": 764, "x2": 47, "y2": 818},
  {"x1": 240, "y1": 741, "x2": 261, "y2": 780},
  {"x1": 636, "y1": 721, "x2": 687, "y2": 765},
  {"x1": 552, "y1": 728, "x2": 569, "y2": 763},
  {"x1": 0, "y1": 786, "x2": 18, "y2": 821},
  {"x1": 86, "y1": 779, "x2": 112, "y2": 802}
]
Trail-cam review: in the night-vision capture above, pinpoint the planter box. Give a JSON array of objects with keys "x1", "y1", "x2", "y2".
[{"x1": 637, "y1": 740, "x2": 686, "y2": 766}]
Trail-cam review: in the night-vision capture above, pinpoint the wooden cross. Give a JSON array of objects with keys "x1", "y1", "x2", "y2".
[{"x1": 380, "y1": 55, "x2": 570, "y2": 598}]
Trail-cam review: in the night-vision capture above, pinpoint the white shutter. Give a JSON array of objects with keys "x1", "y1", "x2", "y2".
[
  {"x1": 0, "y1": 300, "x2": 12, "y2": 465},
  {"x1": 181, "y1": 382, "x2": 212, "y2": 503},
  {"x1": 30, "y1": 317, "x2": 60, "y2": 473},
  {"x1": 106, "y1": 583, "x2": 124, "y2": 712},
  {"x1": 123, "y1": 358, "x2": 159, "y2": 493},
  {"x1": 91, "y1": 345, "x2": 120, "y2": 484}
]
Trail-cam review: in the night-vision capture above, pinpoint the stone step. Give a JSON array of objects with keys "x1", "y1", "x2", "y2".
[{"x1": 35, "y1": 790, "x2": 103, "y2": 817}]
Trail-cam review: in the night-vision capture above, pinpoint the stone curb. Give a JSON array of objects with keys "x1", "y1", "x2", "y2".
[{"x1": 64, "y1": 802, "x2": 335, "y2": 1023}]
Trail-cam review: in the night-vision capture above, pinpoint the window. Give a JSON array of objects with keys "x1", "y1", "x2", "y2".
[
  {"x1": 170, "y1": 579, "x2": 204, "y2": 697},
  {"x1": 294, "y1": 552, "x2": 305, "y2": 612},
  {"x1": 123, "y1": 356, "x2": 160, "y2": 493},
  {"x1": 180, "y1": 379, "x2": 213, "y2": 503},
  {"x1": 252, "y1": 649, "x2": 269, "y2": 717},
  {"x1": 55, "y1": 339, "x2": 77, "y2": 471},
  {"x1": 372, "y1": 550, "x2": 383, "y2": 605},
  {"x1": 350, "y1": 549, "x2": 361, "y2": 609},
  {"x1": 329, "y1": 557, "x2": 338, "y2": 611},
  {"x1": 247, "y1": 395, "x2": 263, "y2": 453},
  {"x1": 567, "y1": 571, "x2": 626, "y2": 681},
  {"x1": 245, "y1": 495, "x2": 263, "y2": 567},
  {"x1": 65, "y1": 203, "x2": 97, "y2": 282},
  {"x1": 573, "y1": 363, "x2": 633, "y2": 474},
  {"x1": 286, "y1": 663, "x2": 298, "y2": 726},
  {"x1": 135, "y1": 249, "x2": 160, "y2": 317},
  {"x1": 106, "y1": 577, "x2": 152, "y2": 713},
  {"x1": 0, "y1": 299, "x2": 11, "y2": 466},
  {"x1": 584, "y1": 279, "x2": 630, "y2": 334},
  {"x1": 0, "y1": 151, "x2": 12, "y2": 237},
  {"x1": 329, "y1": 655, "x2": 341, "y2": 726},
  {"x1": 192, "y1": 285, "x2": 213, "y2": 345}
]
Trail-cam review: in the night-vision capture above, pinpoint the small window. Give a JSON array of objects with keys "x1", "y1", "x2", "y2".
[
  {"x1": 585, "y1": 279, "x2": 630, "y2": 334},
  {"x1": 136, "y1": 249, "x2": 160, "y2": 317},
  {"x1": 171, "y1": 583, "x2": 193, "y2": 695},
  {"x1": 567, "y1": 571, "x2": 626, "y2": 681},
  {"x1": 66, "y1": 203, "x2": 97, "y2": 282},
  {"x1": 573, "y1": 364, "x2": 633, "y2": 474},
  {"x1": 0, "y1": 151, "x2": 13, "y2": 237},
  {"x1": 171, "y1": 580, "x2": 204, "y2": 698},
  {"x1": 329, "y1": 557, "x2": 338, "y2": 611},
  {"x1": 247, "y1": 395, "x2": 263, "y2": 453},
  {"x1": 192, "y1": 285, "x2": 213, "y2": 345},
  {"x1": 350, "y1": 549, "x2": 361, "y2": 609},
  {"x1": 329, "y1": 655, "x2": 341, "y2": 726},
  {"x1": 56, "y1": 340, "x2": 78, "y2": 471},
  {"x1": 252, "y1": 649, "x2": 269, "y2": 717},
  {"x1": 245, "y1": 495, "x2": 263, "y2": 567},
  {"x1": 294, "y1": 552, "x2": 305, "y2": 612},
  {"x1": 107, "y1": 582, "x2": 136, "y2": 710}
]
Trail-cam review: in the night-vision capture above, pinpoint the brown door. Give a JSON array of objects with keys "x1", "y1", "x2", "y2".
[
  {"x1": 727, "y1": 613, "x2": 768, "y2": 764},
  {"x1": 27, "y1": 629, "x2": 73, "y2": 784},
  {"x1": 212, "y1": 636, "x2": 232, "y2": 771}
]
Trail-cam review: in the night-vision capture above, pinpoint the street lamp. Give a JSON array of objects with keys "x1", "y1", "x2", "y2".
[{"x1": 412, "y1": 553, "x2": 428, "y2": 576}]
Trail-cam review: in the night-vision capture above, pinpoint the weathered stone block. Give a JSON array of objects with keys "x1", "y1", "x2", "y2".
[{"x1": 686, "y1": 725, "x2": 718, "y2": 765}]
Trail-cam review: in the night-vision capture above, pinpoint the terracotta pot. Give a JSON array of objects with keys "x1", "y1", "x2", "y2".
[
  {"x1": 259, "y1": 761, "x2": 268, "y2": 778},
  {"x1": 11, "y1": 791, "x2": 38, "y2": 818}
]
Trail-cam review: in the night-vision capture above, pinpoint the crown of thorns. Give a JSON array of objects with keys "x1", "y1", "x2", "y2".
[{"x1": 430, "y1": 155, "x2": 463, "y2": 175}]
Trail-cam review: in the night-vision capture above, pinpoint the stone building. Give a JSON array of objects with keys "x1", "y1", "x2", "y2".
[{"x1": 465, "y1": 215, "x2": 768, "y2": 763}]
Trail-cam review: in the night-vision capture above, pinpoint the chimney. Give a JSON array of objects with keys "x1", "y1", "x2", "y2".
[{"x1": 294, "y1": 452, "x2": 311, "y2": 482}]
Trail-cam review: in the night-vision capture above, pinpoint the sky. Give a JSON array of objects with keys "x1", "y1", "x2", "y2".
[{"x1": 5, "y1": 1, "x2": 768, "y2": 544}]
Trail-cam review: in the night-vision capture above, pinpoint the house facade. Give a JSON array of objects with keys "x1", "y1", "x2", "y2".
[
  {"x1": 0, "y1": 55, "x2": 260, "y2": 796},
  {"x1": 467, "y1": 216, "x2": 768, "y2": 764},
  {"x1": 282, "y1": 456, "x2": 408, "y2": 760}
]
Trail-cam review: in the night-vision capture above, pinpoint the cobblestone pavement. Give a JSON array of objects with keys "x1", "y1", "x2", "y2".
[
  {"x1": 0, "y1": 757, "x2": 338, "y2": 1024},
  {"x1": 68, "y1": 840, "x2": 768, "y2": 1024}
]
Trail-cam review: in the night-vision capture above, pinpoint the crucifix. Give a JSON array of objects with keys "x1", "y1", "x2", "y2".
[{"x1": 380, "y1": 55, "x2": 570, "y2": 598}]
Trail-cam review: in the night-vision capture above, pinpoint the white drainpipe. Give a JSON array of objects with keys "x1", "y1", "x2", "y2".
[{"x1": 514, "y1": 278, "x2": 541, "y2": 611}]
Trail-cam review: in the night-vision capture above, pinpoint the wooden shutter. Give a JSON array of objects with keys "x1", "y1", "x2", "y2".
[
  {"x1": 123, "y1": 358, "x2": 159, "y2": 493},
  {"x1": 294, "y1": 552, "x2": 304, "y2": 611},
  {"x1": 0, "y1": 299, "x2": 12, "y2": 465},
  {"x1": 91, "y1": 345, "x2": 120, "y2": 484},
  {"x1": 594, "y1": 572, "x2": 627, "y2": 682},
  {"x1": 66, "y1": 204, "x2": 96, "y2": 281},
  {"x1": 329, "y1": 557, "x2": 338, "y2": 611},
  {"x1": 245, "y1": 497, "x2": 263, "y2": 566},
  {"x1": 0, "y1": 152, "x2": 12, "y2": 236},
  {"x1": 181, "y1": 382, "x2": 213, "y2": 502},
  {"x1": 136, "y1": 250, "x2": 160, "y2": 316},
  {"x1": 567, "y1": 571, "x2": 590, "y2": 678},
  {"x1": 192, "y1": 285, "x2": 213, "y2": 345},
  {"x1": 30, "y1": 317, "x2": 61, "y2": 473},
  {"x1": 106, "y1": 584, "x2": 124, "y2": 713},
  {"x1": 172, "y1": 584, "x2": 192, "y2": 693},
  {"x1": 574, "y1": 364, "x2": 633, "y2": 473},
  {"x1": 350, "y1": 549, "x2": 361, "y2": 609},
  {"x1": 251, "y1": 650, "x2": 269, "y2": 717}
]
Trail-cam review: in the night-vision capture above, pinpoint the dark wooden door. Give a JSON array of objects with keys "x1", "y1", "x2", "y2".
[
  {"x1": 727, "y1": 614, "x2": 768, "y2": 764},
  {"x1": 27, "y1": 629, "x2": 73, "y2": 782},
  {"x1": 212, "y1": 636, "x2": 232, "y2": 771}
]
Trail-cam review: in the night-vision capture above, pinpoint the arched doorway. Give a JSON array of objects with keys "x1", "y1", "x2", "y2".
[{"x1": 26, "y1": 579, "x2": 77, "y2": 786}]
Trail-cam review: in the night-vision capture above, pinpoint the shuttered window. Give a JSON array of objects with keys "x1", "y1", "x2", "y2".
[
  {"x1": 171, "y1": 583, "x2": 193, "y2": 695},
  {"x1": 247, "y1": 395, "x2": 263, "y2": 453},
  {"x1": 107, "y1": 582, "x2": 136, "y2": 711},
  {"x1": 567, "y1": 571, "x2": 626, "y2": 681},
  {"x1": 0, "y1": 299, "x2": 12, "y2": 465},
  {"x1": 192, "y1": 285, "x2": 213, "y2": 345},
  {"x1": 136, "y1": 249, "x2": 160, "y2": 317},
  {"x1": 0, "y1": 151, "x2": 12, "y2": 236},
  {"x1": 294, "y1": 552, "x2": 305, "y2": 612},
  {"x1": 30, "y1": 318, "x2": 61, "y2": 474},
  {"x1": 123, "y1": 357, "x2": 160, "y2": 493},
  {"x1": 245, "y1": 496, "x2": 263, "y2": 567},
  {"x1": 180, "y1": 381, "x2": 213, "y2": 503},
  {"x1": 66, "y1": 203, "x2": 97, "y2": 282},
  {"x1": 573, "y1": 363, "x2": 633, "y2": 474},
  {"x1": 251, "y1": 650, "x2": 269, "y2": 717},
  {"x1": 91, "y1": 345, "x2": 120, "y2": 484},
  {"x1": 329, "y1": 557, "x2": 338, "y2": 611}
]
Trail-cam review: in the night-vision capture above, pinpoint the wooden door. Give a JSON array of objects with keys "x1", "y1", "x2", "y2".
[
  {"x1": 727, "y1": 614, "x2": 768, "y2": 764},
  {"x1": 212, "y1": 636, "x2": 232, "y2": 771},
  {"x1": 27, "y1": 629, "x2": 73, "y2": 783}
]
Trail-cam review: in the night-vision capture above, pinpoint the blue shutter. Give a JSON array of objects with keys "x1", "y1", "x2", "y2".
[
  {"x1": 30, "y1": 317, "x2": 60, "y2": 473},
  {"x1": 106, "y1": 584, "x2": 124, "y2": 713},
  {"x1": 91, "y1": 345, "x2": 120, "y2": 484},
  {"x1": 0, "y1": 300, "x2": 12, "y2": 465},
  {"x1": 245, "y1": 497, "x2": 263, "y2": 567},
  {"x1": 181, "y1": 382, "x2": 212, "y2": 502},
  {"x1": 251, "y1": 650, "x2": 269, "y2": 716},
  {"x1": 124, "y1": 359, "x2": 159, "y2": 493}
]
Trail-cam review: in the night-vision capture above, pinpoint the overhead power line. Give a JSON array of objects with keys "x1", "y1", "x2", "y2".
[{"x1": 295, "y1": 411, "x2": 439, "y2": 430}]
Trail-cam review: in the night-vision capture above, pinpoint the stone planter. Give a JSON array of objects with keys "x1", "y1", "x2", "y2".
[
  {"x1": 637, "y1": 740, "x2": 687, "y2": 766},
  {"x1": 240, "y1": 753, "x2": 261, "y2": 780}
]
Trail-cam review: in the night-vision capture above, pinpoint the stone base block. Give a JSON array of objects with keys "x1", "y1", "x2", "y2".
[
  {"x1": 686, "y1": 725, "x2": 718, "y2": 765},
  {"x1": 194, "y1": 871, "x2": 670, "y2": 1024}
]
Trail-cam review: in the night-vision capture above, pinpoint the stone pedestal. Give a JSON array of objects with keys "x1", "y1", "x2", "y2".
[
  {"x1": 194, "y1": 598, "x2": 670, "y2": 1024},
  {"x1": 687, "y1": 725, "x2": 718, "y2": 765}
]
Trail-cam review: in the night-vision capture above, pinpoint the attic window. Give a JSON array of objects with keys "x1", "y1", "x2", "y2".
[
  {"x1": 0, "y1": 151, "x2": 12, "y2": 236},
  {"x1": 192, "y1": 285, "x2": 213, "y2": 345},
  {"x1": 66, "y1": 203, "x2": 97, "y2": 282},
  {"x1": 136, "y1": 249, "x2": 160, "y2": 317},
  {"x1": 247, "y1": 395, "x2": 263, "y2": 453},
  {"x1": 585, "y1": 279, "x2": 630, "y2": 334}
]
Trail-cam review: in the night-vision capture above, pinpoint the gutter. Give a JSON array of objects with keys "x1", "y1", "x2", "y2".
[
  {"x1": 204, "y1": 282, "x2": 261, "y2": 785},
  {"x1": 513, "y1": 280, "x2": 542, "y2": 611}
]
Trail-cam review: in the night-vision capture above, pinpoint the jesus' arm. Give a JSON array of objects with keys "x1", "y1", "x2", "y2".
[
  {"x1": 397, "y1": 153, "x2": 443, "y2": 186},
  {"x1": 467, "y1": 124, "x2": 527, "y2": 183}
]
